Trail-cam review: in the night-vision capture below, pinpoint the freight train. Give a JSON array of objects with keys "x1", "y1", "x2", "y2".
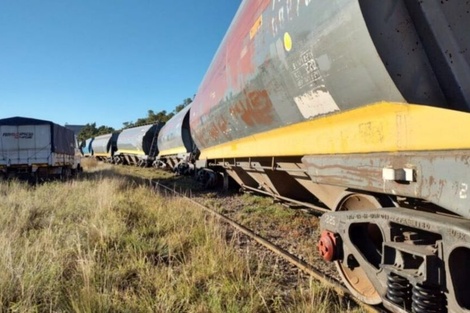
[{"x1": 83, "y1": 1, "x2": 470, "y2": 312}]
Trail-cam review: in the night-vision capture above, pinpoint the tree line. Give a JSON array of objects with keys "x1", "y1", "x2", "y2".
[{"x1": 77, "y1": 98, "x2": 192, "y2": 142}]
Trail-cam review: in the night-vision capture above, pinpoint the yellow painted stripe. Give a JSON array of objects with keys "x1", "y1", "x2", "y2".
[
  {"x1": 158, "y1": 146, "x2": 187, "y2": 157},
  {"x1": 94, "y1": 153, "x2": 111, "y2": 157},
  {"x1": 199, "y1": 102, "x2": 470, "y2": 159},
  {"x1": 117, "y1": 149, "x2": 145, "y2": 156}
]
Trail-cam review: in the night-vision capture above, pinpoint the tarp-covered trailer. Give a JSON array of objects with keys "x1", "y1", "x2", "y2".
[{"x1": 0, "y1": 116, "x2": 81, "y2": 180}]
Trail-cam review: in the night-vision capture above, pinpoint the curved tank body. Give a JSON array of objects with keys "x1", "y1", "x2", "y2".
[
  {"x1": 157, "y1": 104, "x2": 194, "y2": 157},
  {"x1": 80, "y1": 138, "x2": 94, "y2": 157},
  {"x1": 91, "y1": 133, "x2": 118, "y2": 161},
  {"x1": 115, "y1": 124, "x2": 163, "y2": 166},
  {"x1": 189, "y1": 0, "x2": 470, "y2": 160},
  {"x1": 189, "y1": 1, "x2": 470, "y2": 310}
]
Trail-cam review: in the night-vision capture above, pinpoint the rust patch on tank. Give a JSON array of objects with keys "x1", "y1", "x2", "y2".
[
  {"x1": 208, "y1": 116, "x2": 229, "y2": 142},
  {"x1": 230, "y1": 90, "x2": 274, "y2": 127}
]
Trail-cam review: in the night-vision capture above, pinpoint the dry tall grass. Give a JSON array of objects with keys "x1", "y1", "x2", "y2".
[{"x1": 0, "y1": 163, "x2": 361, "y2": 312}]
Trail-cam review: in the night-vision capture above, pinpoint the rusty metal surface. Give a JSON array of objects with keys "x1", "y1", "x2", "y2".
[
  {"x1": 189, "y1": 0, "x2": 469, "y2": 154},
  {"x1": 157, "y1": 105, "x2": 193, "y2": 155},
  {"x1": 302, "y1": 151, "x2": 470, "y2": 218},
  {"x1": 216, "y1": 156, "x2": 345, "y2": 209},
  {"x1": 189, "y1": 0, "x2": 408, "y2": 152}
]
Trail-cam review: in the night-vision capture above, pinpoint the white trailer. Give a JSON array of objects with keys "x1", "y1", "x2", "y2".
[{"x1": 0, "y1": 117, "x2": 81, "y2": 180}]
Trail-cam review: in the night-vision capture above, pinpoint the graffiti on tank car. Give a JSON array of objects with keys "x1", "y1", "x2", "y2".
[
  {"x1": 229, "y1": 90, "x2": 274, "y2": 127},
  {"x1": 270, "y1": 0, "x2": 314, "y2": 36},
  {"x1": 271, "y1": 0, "x2": 301, "y2": 37},
  {"x1": 2, "y1": 132, "x2": 34, "y2": 139}
]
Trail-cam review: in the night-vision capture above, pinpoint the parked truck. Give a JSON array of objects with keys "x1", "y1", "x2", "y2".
[{"x1": 0, "y1": 116, "x2": 81, "y2": 181}]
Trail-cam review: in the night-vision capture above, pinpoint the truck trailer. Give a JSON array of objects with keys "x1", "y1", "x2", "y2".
[{"x1": 0, "y1": 116, "x2": 81, "y2": 181}]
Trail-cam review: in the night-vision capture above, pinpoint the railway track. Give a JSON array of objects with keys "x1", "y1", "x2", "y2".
[{"x1": 150, "y1": 179, "x2": 386, "y2": 313}]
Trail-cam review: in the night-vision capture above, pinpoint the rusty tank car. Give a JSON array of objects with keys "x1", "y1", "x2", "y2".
[{"x1": 188, "y1": 0, "x2": 470, "y2": 312}]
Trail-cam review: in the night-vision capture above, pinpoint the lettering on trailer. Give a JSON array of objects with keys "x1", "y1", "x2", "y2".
[{"x1": 2, "y1": 132, "x2": 34, "y2": 139}]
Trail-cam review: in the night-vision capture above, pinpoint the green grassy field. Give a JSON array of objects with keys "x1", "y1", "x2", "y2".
[{"x1": 0, "y1": 160, "x2": 361, "y2": 312}]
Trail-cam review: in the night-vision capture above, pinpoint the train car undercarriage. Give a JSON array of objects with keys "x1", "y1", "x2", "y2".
[{"x1": 196, "y1": 149, "x2": 470, "y2": 312}]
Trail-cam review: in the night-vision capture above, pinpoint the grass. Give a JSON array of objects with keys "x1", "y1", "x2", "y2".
[{"x1": 0, "y1": 159, "x2": 363, "y2": 312}]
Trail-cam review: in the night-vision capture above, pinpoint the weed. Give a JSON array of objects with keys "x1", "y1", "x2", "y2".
[{"x1": 0, "y1": 167, "x2": 363, "y2": 313}]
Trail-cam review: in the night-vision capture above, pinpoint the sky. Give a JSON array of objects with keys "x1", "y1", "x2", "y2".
[{"x1": 0, "y1": 0, "x2": 242, "y2": 129}]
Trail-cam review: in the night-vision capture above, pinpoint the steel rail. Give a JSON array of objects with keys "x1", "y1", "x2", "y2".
[{"x1": 151, "y1": 180, "x2": 383, "y2": 313}]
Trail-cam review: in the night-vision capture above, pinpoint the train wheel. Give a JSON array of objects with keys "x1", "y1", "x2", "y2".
[{"x1": 334, "y1": 193, "x2": 390, "y2": 305}]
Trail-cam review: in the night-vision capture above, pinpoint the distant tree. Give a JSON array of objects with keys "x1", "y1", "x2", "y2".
[
  {"x1": 77, "y1": 123, "x2": 97, "y2": 142},
  {"x1": 77, "y1": 123, "x2": 115, "y2": 142},
  {"x1": 133, "y1": 117, "x2": 148, "y2": 127},
  {"x1": 184, "y1": 97, "x2": 193, "y2": 106},
  {"x1": 97, "y1": 125, "x2": 114, "y2": 135},
  {"x1": 174, "y1": 104, "x2": 185, "y2": 113},
  {"x1": 122, "y1": 109, "x2": 174, "y2": 129},
  {"x1": 119, "y1": 97, "x2": 194, "y2": 130},
  {"x1": 122, "y1": 121, "x2": 134, "y2": 129},
  {"x1": 174, "y1": 98, "x2": 192, "y2": 113},
  {"x1": 167, "y1": 112, "x2": 175, "y2": 120},
  {"x1": 154, "y1": 110, "x2": 171, "y2": 123}
]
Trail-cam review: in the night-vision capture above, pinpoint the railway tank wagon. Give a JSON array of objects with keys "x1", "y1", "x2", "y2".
[
  {"x1": 189, "y1": 0, "x2": 470, "y2": 312},
  {"x1": 80, "y1": 137, "x2": 94, "y2": 157},
  {"x1": 156, "y1": 105, "x2": 197, "y2": 174},
  {"x1": 91, "y1": 132, "x2": 118, "y2": 162},
  {"x1": 114, "y1": 123, "x2": 163, "y2": 167}
]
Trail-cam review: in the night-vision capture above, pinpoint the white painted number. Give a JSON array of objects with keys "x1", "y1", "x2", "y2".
[
  {"x1": 460, "y1": 183, "x2": 468, "y2": 199},
  {"x1": 324, "y1": 215, "x2": 336, "y2": 226}
]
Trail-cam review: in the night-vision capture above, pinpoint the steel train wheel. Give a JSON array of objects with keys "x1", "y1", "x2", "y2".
[{"x1": 334, "y1": 193, "x2": 389, "y2": 305}]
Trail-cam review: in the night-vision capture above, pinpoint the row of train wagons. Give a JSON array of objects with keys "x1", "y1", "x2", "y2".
[
  {"x1": 81, "y1": 105, "x2": 196, "y2": 172},
  {"x1": 79, "y1": 0, "x2": 470, "y2": 311},
  {"x1": 83, "y1": 126, "x2": 159, "y2": 167}
]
